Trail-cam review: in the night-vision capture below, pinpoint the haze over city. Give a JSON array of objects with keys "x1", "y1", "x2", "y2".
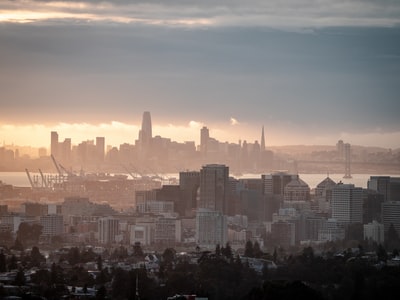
[
  {"x1": 2, "y1": 3, "x2": 400, "y2": 299},
  {"x1": 1, "y1": 0, "x2": 400, "y2": 149}
]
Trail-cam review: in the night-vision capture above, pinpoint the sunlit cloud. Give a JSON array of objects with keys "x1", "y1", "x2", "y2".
[
  {"x1": 230, "y1": 117, "x2": 239, "y2": 126},
  {"x1": 189, "y1": 121, "x2": 203, "y2": 129},
  {"x1": 0, "y1": 0, "x2": 399, "y2": 28}
]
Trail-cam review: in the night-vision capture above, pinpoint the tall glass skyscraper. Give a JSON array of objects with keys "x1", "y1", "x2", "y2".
[{"x1": 139, "y1": 111, "x2": 152, "y2": 154}]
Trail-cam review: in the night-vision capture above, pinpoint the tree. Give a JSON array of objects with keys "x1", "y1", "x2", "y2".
[
  {"x1": 8, "y1": 254, "x2": 18, "y2": 270},
  {"x1": 67, "y1": 247, "x2": 81, "y2": 265},
  {"x1": 12, "y1": 238, "x2": 24, "y2": 251},
  {"x1": 376, "y1": 244, "x2": 388, "y2": 262},
  {"x1": 387, "y1": 223, "x2": 399, "y2": 241},
  {"x1": 133, "y1": 242, "x2": 144, "y2": 257},
  {"x1": 97, "y1": 255, "x2": 103, "y2": 271},
  {"x1": 222, "y1": 242, "x2": 233, "y2": 259},
  {"x1": 112, "y1": 268, "x2": 129, "y2": 299},
  {"x1": 162, "y1": 248, "x2": 176, "y2": 274},
  {"x1": 245, "y1": 241, "x2": 254, "y2": 257},
  {"x1": 272, "y1": 247, "x2": 277, "y2": 263},
  {"x1": 17, "y1": 222, "x2": 42, "y2": 245},
  {"x1": 31, "y1": 268, "x2": 51, "y2": 285},
  {"x1": 14, "y1": 269, "x2": 26, "y2": 286},
  {"x1": 253, "y1": 242, "x2": 263, "y2": 258},
  {"x1": 386, "y1": 223, "x2": 400, "y2": 251},
  {"x1": 163, "y1": 248, "x2": 176, "y2": 265},
  {"x1": 215, "y1": 244, "x2": 221, "y2": 256},
  {"x1": 96, "y1": 285, "x2": 107, "y2": 300},
  {"x1": 81, "y1": 247, "x2": 96, "y2": 263},
  {"x1": 392, "y1": 248, "x2": 399, "y2": 258},
  {"x1": 302, "y1": 246, "x2": 315, "y2": 262},
  {"x1": 30, "y1": 246, "x2": 45, "y2": 267},
  {"x1": 96, "y1": 268, "x2": 110, "y2": 285},
  {"x1": 0, "y1": 250, "x2": 6, "y2": 272},
  {"x1": 0, "y1": 230, "x2": 13, "y2": 245},
  {"x1": 51, "y1": 262, "x2": 62, "y2": 284}
]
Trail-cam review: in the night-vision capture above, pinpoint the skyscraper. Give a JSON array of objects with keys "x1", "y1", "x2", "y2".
[
  {"x1": 179, "y1": 171, "x2": 200, "y2": 216},
  {"x1": 200, "y1": 126, "x2": 209, "y2": 156},
  {"x1": 382, "y1": 201, "x2": 400, "y2": 235},
  {"x1": 199, "y1": 164, "x2": 229, "y2": 214},
  {"x1": 96, "y1": 137, "x2": 105, "y2": 163},
  {"x1": 261, "y1": 126, "x2": 266, "y2": 152},
  {"x1": 50, "y1": 131, "x2": 59, "y2": 157},
  {"x1": 368, "y1": 176, "x2": 400, "y2": 202},
  {"x1": 139, "y1": 111, "x2": 152, "y2": 152},
  {"x1": 332, "y1": 183, "x2": 363, "y2": 224}
]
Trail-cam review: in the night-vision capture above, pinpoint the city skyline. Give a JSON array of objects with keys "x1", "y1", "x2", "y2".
[
  {"x1": 1, "y1": 111, "x2": 399, "y2": 150},
  {"x1": 1, "y1": 1, "x2": 400, "y2": 149}
]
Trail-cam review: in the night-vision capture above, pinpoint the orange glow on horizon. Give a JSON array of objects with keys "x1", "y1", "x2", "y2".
[{"x1": 1, "y1": 121, "x2": 399, "y2": 151}]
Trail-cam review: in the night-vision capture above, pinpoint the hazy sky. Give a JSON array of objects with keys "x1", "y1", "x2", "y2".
[{"x1": 1, "y1": 0, "x2": 400, "y2": 149}]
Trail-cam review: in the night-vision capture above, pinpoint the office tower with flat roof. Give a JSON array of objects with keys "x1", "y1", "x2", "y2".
[
  {"x1": 96, "y1": 137, "x2": 105, "y2": 163},
  {"x1": 179, "y1": 171, "x2": 200, "y2": 216},
  {"x1": 196, "y1": 208, "x2": 227, "y2": 249},
  {"x1": 332, "y1": 183, "x2": 363, "y2": 224},
  {"x1": 200, "y1": 126, "x2": 209, "y2": 156},
  {"x1": 199, "y1": 164, "x2": 229, "y2": 214},
  {"x1": 382, "y1": 201, "x2": 400, "y2": 236},
  {"x1": 59, "y1": 138, "x2": 71, "y2": 164},
  {"x1": 51, "y1": 131, "x2": 59, "y2": 157},
  {"x1": 368, "y1": 176, "x2": 400, "y2": 202},
  {"x1": 263, "y1": 172, "x2": 297, "y2": 197},
  {"x1": 40, "y1": 214, "x2": 64, "y2": 237},
  {"x1": 98, "y1": 217, "x2": 119, "y2": 244},
  {"x1": 363, "y1": 189, "x2": 384, "y2": 224}
]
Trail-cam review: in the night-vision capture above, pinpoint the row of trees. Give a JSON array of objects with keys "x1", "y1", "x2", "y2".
[{"x1": 2, "y1": 243, "x2": 400, "y2": 299}]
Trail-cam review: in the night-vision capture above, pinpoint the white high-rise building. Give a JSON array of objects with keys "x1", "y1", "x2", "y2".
[
  {"x1": 332, "y1": 183, "x2": 363, "y2": 224},
  {"x1": 196, "y1": 208, "x2": 227, "y2": 249},
  {"x1": 364, "y1": 221, "x2": 384, "y2": 244},
  {"x1": 98, "y1": 217, "x2": 119, "y2": 244}
]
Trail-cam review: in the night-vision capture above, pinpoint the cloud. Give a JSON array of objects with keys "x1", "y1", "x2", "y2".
[
  {"x1": 230, "y1": 117, "x2": 239, "y2": 126},
  {"x1": 1, "y1": 0, "x2": 400, "y2": 28},
  {"x1": 189, "y1": 121, "x2": 203, "y2": 128}
]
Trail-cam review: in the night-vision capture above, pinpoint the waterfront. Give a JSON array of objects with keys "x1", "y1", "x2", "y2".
[{"x1": 0, "y1": 171, "x2": 395, "y2": 189}]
